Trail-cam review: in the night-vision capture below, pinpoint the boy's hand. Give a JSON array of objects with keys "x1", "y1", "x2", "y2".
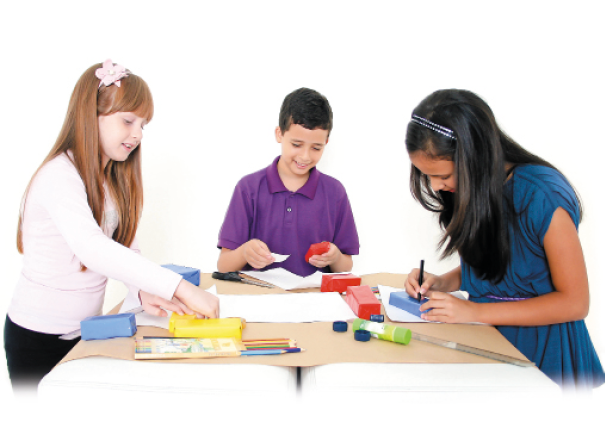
[
  {"x1": 308, "y1": 242, "x2": 341, "y2": 268},
  {"x1": 242, "y1": 239, "x2": 275, "y2": 269}
]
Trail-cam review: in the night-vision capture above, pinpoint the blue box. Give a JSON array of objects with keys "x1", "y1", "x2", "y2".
[
  {"x1": 389, "y1": 292, "x2": 431, "y2": 317},
  {"x1": 80, "y1": 313, "x2": 137, "y2": 341},
  {"x1": 162, "y1": 264, "x2": 201, "y2": 286}
]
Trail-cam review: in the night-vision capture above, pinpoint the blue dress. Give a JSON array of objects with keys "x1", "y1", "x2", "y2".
[{"x1": 460, "y1": 165, "x2": 604, "y2": 389}]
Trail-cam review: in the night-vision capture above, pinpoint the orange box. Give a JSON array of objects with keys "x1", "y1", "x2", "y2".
[
  {"x1": 321, "y1": 274, "x2": 362, "y2": 293},
  {"x1": 346, "y1": 285, "x2": 381, "y2": 319}
]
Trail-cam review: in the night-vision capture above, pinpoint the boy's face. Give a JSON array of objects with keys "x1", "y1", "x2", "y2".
[{"x1": 276, "y1": 123, "x2": 329, "y2": 180}]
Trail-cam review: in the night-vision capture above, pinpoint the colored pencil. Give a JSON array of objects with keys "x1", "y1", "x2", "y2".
[
  {"x1": 245, "y1": 345, "x2": 294, "y2": 350},
  {"x1": 242, "y1": 338, "x2": 297, "y2": 350},
  {"x1": 241, "y1": 348, "x2": 304, "y2": 356}
]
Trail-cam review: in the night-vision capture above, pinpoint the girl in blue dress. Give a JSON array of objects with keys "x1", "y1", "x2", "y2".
[{"x1": 404, "y1": 89, "x2": 604, "y2": 389}]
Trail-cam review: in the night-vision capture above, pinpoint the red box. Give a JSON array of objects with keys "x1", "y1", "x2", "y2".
[
  {"x1": 305, "y1": 242, "x2": 330, "y2": 262},
  {"x1": 346, "y1": 285, "x2": 381, "y2": 319},
  {"x1": 321, "y1": 274, "x2": 362, "y2": 293}
]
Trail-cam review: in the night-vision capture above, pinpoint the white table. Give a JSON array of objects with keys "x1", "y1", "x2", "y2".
[{"x1": 39, "y1": 356, "x2": 558, "y2": 404}]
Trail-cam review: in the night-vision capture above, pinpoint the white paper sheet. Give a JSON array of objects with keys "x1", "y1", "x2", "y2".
[
  {"x1": 218, "y1": 291, "x2": 356, "y2": 322},
  {"x1": 241, "y1": 267, "x2": 325, "y2": 290},
  {"x1": 271, "y1": 253, "x2": 290, "y2": 263},
  {"x1": 121, "y1": 284, "x2": 356, "y2": 328},
  {"x1": 380, "y1": 285, "x2": 473, "y2": 323},
  {"x1": 119, "y1": 291, "x2": 142, "y2": 314},
  {"x1": 133, "y1": 311, "x2": 171, "y2": 329}
]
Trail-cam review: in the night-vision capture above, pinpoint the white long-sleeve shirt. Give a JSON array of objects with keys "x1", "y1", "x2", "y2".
[{"x1": 8, "y1": 152, "x2": 181, "y2": 334}]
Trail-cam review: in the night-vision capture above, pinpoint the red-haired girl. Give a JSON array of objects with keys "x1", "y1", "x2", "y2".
[{"x1": 4, "y1": 60, "x2": 219, "y2": 390}]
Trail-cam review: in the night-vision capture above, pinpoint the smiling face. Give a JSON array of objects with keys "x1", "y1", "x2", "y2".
[
  {"x1": 410, "y1": 151, "x2": 457, "y2": 193},
  {"x1": 98, "y1": 111, "x2": 146, "y2": 167},
  {"x1": 275, "y1": 123, "x2": 328, "y2": 187}
]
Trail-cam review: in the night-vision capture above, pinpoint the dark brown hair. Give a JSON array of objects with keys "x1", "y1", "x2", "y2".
[{"x1": 406, "y1": 89, "x2": 581, "y2": 282}]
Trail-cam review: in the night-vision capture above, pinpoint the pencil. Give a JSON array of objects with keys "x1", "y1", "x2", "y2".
[{"x1": 240, "y1": 348, "x2": 304, "y2": 356}]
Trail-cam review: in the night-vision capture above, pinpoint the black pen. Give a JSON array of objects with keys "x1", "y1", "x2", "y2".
[{"x1": 417, "y1": 260, "x2": 425, "y2": 301}]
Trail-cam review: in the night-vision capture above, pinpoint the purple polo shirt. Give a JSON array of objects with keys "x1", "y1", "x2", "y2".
[{"x1": 217, "y1": 156, "x2": 360, "y2": 277}]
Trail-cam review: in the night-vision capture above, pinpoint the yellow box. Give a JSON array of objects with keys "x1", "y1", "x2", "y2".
[{"x1": 168, "y1": 314, "x2": 245, "y2": 339}]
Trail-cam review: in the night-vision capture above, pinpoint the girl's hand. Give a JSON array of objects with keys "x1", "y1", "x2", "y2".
[
  {"x1": 308, "y1": 243, "x2": 341, "y2": 268},
  {"x1": 242, "y1": 239, "x2": 275, "y2": 269},
  {"x1": 174, "y1": 280, "x2": 220, "y2": 318},
  {"x1": 139, "y1": 290, "x2": 203, "y2": 318},
  {"x1": 419, "y1": 291, "x2": 479, "y2": 323},
  {"x1": 404, "y1": 269, "x2": 446, "y2": 298}
]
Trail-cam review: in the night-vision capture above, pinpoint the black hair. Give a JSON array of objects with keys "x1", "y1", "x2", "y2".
[
  {"x1": 405, "y1": 89, "x2": 582, "y2": 282},
  {"x1": 279, "y1": 88, "x2": 333, "y2": 135}
]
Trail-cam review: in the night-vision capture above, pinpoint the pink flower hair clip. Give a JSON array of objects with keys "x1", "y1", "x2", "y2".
[{"x1": 95, "y1": 59, "x2": 130, "y2": 88}]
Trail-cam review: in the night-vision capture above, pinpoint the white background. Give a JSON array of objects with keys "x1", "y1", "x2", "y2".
[{"x1": 0, "y1": 0, "x2": 613, "y2": 427}]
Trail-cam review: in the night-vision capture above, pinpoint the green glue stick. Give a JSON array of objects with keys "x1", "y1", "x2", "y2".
[{"x1": 352, "y1": 319, "x2": 412, "y2": 345}]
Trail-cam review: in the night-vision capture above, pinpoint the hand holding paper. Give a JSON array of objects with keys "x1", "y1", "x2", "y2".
[{"x1": 242, "y1": 239, "x2": 275, "y2": 269}]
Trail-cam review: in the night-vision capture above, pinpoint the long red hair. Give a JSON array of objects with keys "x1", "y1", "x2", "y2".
[{"x1": 17, "y1": 62, "x2": 154, "y2": 266}]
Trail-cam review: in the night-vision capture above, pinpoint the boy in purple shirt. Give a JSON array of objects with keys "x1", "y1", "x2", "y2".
[{"x1": 217, "y1": 88, "x2": 360, "y2": 277}]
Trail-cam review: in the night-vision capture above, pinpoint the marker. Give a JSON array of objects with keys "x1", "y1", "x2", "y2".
[{"x1": 417, "y1": 259, "x2": 425, "y2": 301}]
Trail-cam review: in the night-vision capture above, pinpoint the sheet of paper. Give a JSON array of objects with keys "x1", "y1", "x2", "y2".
[
  {"x1": 379, "y1": 285, "x2": 473, "y2": 323},
  {"x1": 241, "y1": 267, "x2": 325, "y2": 290},
  {"x1": 134, "y1": 311, "x2": 171, "y2": 329},
  {"x1": 124, "y1": 284, "x2": 355, "y2": 326},
  {"x1": 271, "y1": 253, "x2": 290, "y2": 263},
  {"x1": 119, "y1": 291, "x2": 143, "y2": 314},
  {"x1": 218, "y1": 291, "x2": 356, "y2": 322}
]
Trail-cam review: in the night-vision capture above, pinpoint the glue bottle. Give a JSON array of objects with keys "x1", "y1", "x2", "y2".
[{"x1": 352, "y1": 319, "x2": 412, "y2": 345}]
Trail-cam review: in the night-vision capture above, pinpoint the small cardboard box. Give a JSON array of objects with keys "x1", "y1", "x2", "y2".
[
  {"x1": 168, "y1": 314, "x2": 245, "y2": 339},
  {"x1": 80, "y1": 313, "x2": 137, "y2": 341},
  {"x1": 346, "y1": 285, "x2": 381, "y2": 319},
  {"x1": 162, "y1": 264, "x2": 200, "y2": 286},
  {"x1": 389, "y1": 291, "x2": 430, "y2": 317},
  {"x1": 321, "y1": 274, "x2": 362, "y2": 293},
  {"x1": 305, "y1": 242, "x2": 330, "y2": 262}
]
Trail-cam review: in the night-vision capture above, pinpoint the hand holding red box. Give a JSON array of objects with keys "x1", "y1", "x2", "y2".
[{"x1": 305, "y1": 242, "x2": 330, "y2": 262}]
